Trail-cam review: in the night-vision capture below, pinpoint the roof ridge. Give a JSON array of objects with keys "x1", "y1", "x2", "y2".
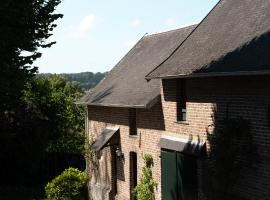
[
  {"x1": 145, "y1": 24, "x2": 197, "y2": 38},
  {"x1": 106, "y1": 33, "x2": 147, "y2": 73},
  {"x1": 145, "y1": 0, "x2": 223, "y2": 79}
]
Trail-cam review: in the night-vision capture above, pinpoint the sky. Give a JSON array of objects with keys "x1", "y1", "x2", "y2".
[{"x1": 35, "y1": 0, "x2": 219, "y2": 74}]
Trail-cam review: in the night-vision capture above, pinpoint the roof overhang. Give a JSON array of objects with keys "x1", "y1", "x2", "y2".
[
  {"x1": 146, "y1": 69, "x2": 270, "y2": 80},
  {"x1": 92, "y1": 128, "x2": 119, "y2": 151},
  {"x1": 159, "y1": 135, "x2": 206, "y2": 156},
  {"x1": 78, "y1": 95, "x2": 160, "y2": 109}
]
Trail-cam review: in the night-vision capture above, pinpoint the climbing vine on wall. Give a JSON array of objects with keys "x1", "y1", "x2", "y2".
[
  {"x1": 85, "y1": 138, "x2": 99, "y2": 170},
  {"x1": 134, "y1": 154, "x2": 157, "y2": 200}
]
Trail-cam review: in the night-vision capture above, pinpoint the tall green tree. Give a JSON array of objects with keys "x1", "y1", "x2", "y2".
[
  {"x1": 0, "y1": 0, "x2": 63, "y2": 134},
  {"x1": 0, "y1": 76, "x2": 85, "y2": 186},
  {"x1": 23, "y1": 76, "x2": 85, "y2": 154}
]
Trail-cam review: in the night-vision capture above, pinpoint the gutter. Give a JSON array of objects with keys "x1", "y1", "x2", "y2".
[
  {"x1": 78, "y1": 95, "x2": 161, "y2": 109},
  {"x1": 146, "y1": 70, "x2": 270, "y2": 80},
  {"x1": 83, "y1": 102, "x2": 146, "y2": 109}
]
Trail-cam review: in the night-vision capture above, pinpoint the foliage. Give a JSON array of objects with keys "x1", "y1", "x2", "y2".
[
  {"x1": 85, "y1": 138, "x2": 99, "y2": 169},
  {"x1": 0, "y1": 76, "x2": 85, "y2": 187},
  {"x1": 0, "y1": 0, "x2": 63, "y2": 136},
  {"x1": 45, "y1": 168, "x2": 88, "y2": 200},
  {"x1": 207, "y1": 118, "x2": 257, "y2": 194},
  {"x1": 134, "y1": 154, "x2": 157, "y2": 200},
  {"x1": 0, "y1": 0, "x2": 86, "y2": 190},
  {"x1": 0, "y1": 0, "x2": 66, "y2": 187},
  {"x1": 23, "y1": 76, "x2": 85, "y2": 154},
  {"x1": 38, "y1": 72, "x2": 107, "y2": 91}
]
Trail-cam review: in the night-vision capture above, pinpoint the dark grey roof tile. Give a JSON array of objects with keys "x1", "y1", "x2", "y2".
[
  {"x1": 147, "y1": 0, "x2": 270, "y2": 78},
  {"x1": 79, "y1": 25, "x2": 196, "y2": 107}
]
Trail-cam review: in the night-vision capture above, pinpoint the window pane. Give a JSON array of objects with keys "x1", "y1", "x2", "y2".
[
  {"x1": 129, "y1": 109, "x2": 137, "y2": 135},
  {"x1": 176, "y1": 79, "x2": 187, "y2": 121}
]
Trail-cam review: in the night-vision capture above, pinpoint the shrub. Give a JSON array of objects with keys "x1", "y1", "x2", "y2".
[
  {"x1": 45, "y1": 167, "x2": 88, "y2": 200},
  {"x1": 134, "y1": 154, "x2": 157, "y2": 200}
]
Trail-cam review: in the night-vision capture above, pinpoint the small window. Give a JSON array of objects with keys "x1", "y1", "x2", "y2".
[
  {"x1": 177, "y1": 79, "x2": 187, "y2": 121},
  {"x1": 129, "y1": 108, "x2": 137, "y2": 135}
]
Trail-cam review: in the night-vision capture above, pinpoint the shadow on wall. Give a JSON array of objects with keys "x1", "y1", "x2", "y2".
[
  {"x1": 183, "y1": 134, "x2": 206, "y2": 157},
  {"x1": 196, "y1": 31, "x2": 270, "y2": 73},
  {"x1": 115, "y1": 133, "x2": 125, "y2": 182},
  {"x1": 137, "y1": 99, "x2": 166, "y2": 131},
  {"x1": 89, "y1": 99, "x2": 166, "y2": 131},
  {"x1": 203, "y1": 104, "x2": 259, "y2": 200}
]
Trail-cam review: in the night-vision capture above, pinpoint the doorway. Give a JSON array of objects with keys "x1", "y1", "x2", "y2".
[
  {"x1": 161, "y1": 149, "x2": 198, "y2": 200},
  {"x1": 130, "y1": 152, "x2": 137, "y2": 200}
]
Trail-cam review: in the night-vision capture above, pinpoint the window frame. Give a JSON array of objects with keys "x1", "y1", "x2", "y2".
[
  {"x1": 129, "y1": 108, "x2": 137, "y2": 135},
  {"x1": 176, "y1": 79, "x2": 187, "y2": 122}
]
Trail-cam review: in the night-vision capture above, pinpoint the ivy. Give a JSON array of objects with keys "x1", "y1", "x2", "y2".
[
  {"x1": 134, "y1": 154, "x2": 157, "y2": 200},
  {"x1": 85, "y1": 138, "x2": 99, "y2": 170}
]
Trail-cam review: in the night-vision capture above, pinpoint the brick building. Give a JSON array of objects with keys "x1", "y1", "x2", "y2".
[
  {"x1": 79, "y1": 0, "x2": 270, "y2": 199},
  {"x1": 79, "y1": 25, "x2": 196, "y2": 200}
]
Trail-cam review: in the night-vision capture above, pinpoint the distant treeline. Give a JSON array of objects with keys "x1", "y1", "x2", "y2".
[{"x1": 38, "y1": 72, "x2": 107, "y2": 91}]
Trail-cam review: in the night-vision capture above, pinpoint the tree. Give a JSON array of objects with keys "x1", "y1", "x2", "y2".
[
  {"x1": 0, "y1": 0, "x2": 63, "y2": 134},
  {"x1": 23, "y1": 76, "x2": 85, "y2": 154},
  {"x1": 0, "y1": 76, "x2": 85, "y2": 187},
  {"x1": 38, "y1": 72, "x2": 108, "y2": 91}
]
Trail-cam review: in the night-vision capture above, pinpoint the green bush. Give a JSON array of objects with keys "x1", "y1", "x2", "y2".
[
  {"x1": 134, "y1": 154, "x2": 157, "y2": 200},
  {"x1": 45, "y1": 167, "x2": 88, "y2": 200}
]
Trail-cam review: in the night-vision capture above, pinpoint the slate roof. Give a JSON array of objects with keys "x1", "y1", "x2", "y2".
[
  {"x1": 79, "y1": 25, "x2": 196, "y2": 108},
  {"x1": 147, "y1": 0, "x2": 270, "y2": 79}
]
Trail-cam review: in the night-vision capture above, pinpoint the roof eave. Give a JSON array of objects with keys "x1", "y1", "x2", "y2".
[
  {"x1": 78, "y1": 95, "x2": 160, "y2": 109},
  {"x1": 146, "y1": 69, "x2": 270, "y2": 80}
]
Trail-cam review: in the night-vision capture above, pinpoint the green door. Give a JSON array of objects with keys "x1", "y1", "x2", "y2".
[
  {"x1": 161, "y1": 150, "x2": 197, "y2": 200},
  {"x1": 161, "y1": 150, "x2": 179, "y2": 200}
]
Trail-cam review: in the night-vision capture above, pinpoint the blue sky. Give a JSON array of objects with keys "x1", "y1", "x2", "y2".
[{"x1": 35, "y1": 0, "x2": 219, "y2": 73}]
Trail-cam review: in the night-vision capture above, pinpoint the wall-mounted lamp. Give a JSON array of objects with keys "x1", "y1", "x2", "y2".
[{"x1": 115, "y1": 147, "x2": 124, "y2": 158}]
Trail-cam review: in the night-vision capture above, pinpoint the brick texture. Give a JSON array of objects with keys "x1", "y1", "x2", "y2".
[{"x1": 87, "y1": 75, "x2": 270, "y2": 200}]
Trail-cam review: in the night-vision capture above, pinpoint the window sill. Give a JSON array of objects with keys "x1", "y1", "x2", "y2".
[
  {"x1": 129, "y1": 135, "x2": 139, "y2": 138},
  {"x1": 175, "y1": 121, "x2": 189, "y2": 125}
]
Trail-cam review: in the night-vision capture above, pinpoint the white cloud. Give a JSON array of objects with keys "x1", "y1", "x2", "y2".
[
  {"x1": 65, "y1": 14, "x2": 96, "y2": 39},
  {"x1": 131, "y1": 19, "x2": 141, "y2": 27}
]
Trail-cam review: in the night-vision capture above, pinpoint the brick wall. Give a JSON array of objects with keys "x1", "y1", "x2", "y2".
[
  {"x1": 87, "y1": 74, "x2": 270, "y2": 200},
  {"x1": 87, "y1": 102, "x2": 165, "y2": 200},
  {"x1": 162, "y1": 75, "x2": 270, "y2": 200}
]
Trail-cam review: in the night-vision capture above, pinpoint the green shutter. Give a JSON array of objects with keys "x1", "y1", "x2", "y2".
[
  {"x1": 161, "y1": 150, "x2": 179, "y2": 200},
  {"x1": 161, "y1": 150, "x2": 198, "y2": 200}
]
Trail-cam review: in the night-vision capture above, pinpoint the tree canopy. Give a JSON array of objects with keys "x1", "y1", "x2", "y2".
[
  {"x1": 23, "y1": 76, "x2": 85, "y2": 154},
  {"x1": 0, "y1": 76, "x2": 86, "y2": 187},
  {"x1": 39, "y1": 72, "x2": 107, "y2": 91},
  {"x1": 0, "y1": 0, "x2": 63, "y2": 135}
]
